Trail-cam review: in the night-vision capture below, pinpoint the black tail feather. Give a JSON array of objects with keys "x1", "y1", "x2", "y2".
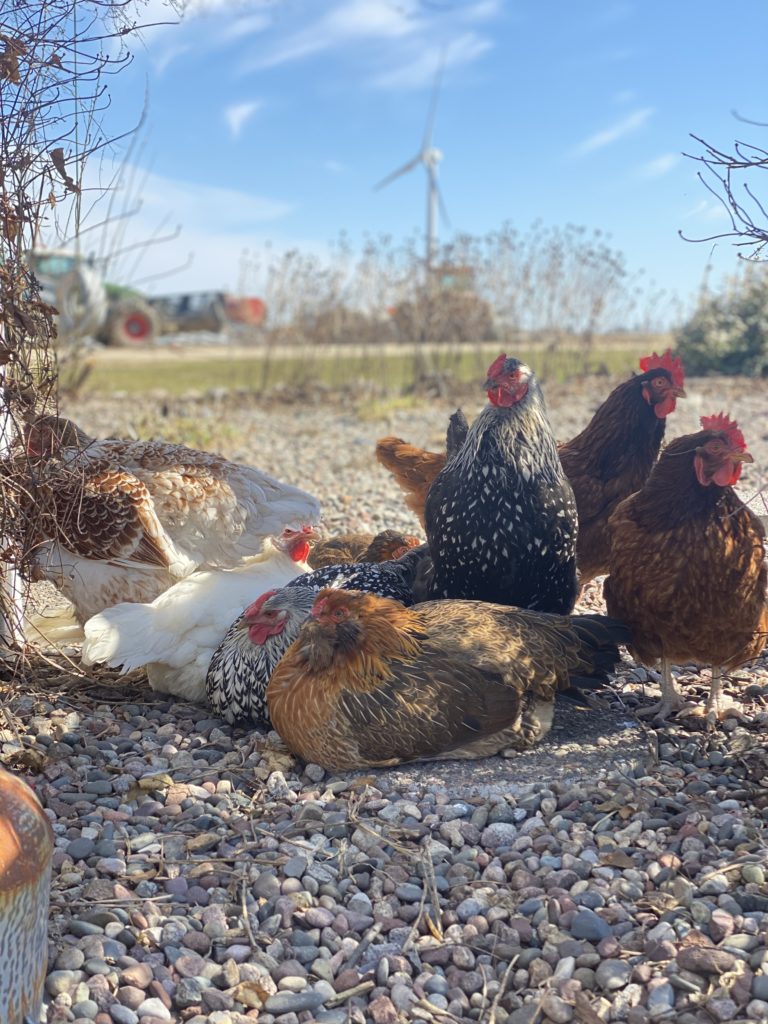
[
  {"x1": 446, "y1": 408, "x2": 469, "y2": 457},
  {"x1": 567, "y1": 613, "x2": 631, "y2": 691}
]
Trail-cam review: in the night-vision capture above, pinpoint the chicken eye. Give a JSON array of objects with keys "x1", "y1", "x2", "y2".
[
  {"x1": 332, "y1": 608, "x2": 346, "y2": 621},
  {"x1": 653, "y1": 378, "x2": 666, "y2": 388}
]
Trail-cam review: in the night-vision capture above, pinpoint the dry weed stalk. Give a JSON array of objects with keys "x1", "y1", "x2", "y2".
[{"x1": 239, "y1": 224, "x2": 673, "y2": 393}]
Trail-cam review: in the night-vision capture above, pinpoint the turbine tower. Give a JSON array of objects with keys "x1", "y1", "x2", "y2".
[{"x1": 374, "y1": 63, "x2": 449, "y2": 276}]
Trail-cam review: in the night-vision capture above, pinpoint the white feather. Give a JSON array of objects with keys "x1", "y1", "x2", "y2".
[{"x1": 82, "y1": 544, "x2": 311, "y2": 703}]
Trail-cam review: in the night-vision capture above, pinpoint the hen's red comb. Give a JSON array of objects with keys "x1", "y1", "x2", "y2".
[
  {"x1": 700, "y1": 412, "x2": 747, "y2": 451},
  {"x1": 244, "y1": 589, "x2": 279, "y2": 618},
  {"x1": 638, "y1": 349, "x2": 685, "y2": 388},
  {"x1": 311, "y1": 595, "x2": 328, "y2": 619},
  {"x1": 485, "y1": 353, "x2": 507, "y2": 379}
]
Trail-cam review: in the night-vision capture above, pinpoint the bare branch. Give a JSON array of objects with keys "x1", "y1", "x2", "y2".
[{"x1": 683, "y1": 124, "x2": 768, "y2": 260}]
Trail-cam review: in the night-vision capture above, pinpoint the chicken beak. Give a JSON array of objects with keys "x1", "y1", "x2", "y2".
[
  {"x1": 672, "y1": 386, "x2": 686, "y2": 398},
  {"x1": 733, "y1": 451, "x2": 754, "y2": 464},
  {"x1": 234, "y1": 615, "x2": 248, "y2": 631}
]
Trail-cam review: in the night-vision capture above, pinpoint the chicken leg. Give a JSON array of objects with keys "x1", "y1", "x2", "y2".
[
  {"x1": 636, "y1": 656, "x2": 685, "y2": 721},
  {"x1": 704, "y1": 667, "x2": 740, "y2": 728}
]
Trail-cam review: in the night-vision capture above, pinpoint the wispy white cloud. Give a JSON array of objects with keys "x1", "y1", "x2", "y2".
[
  {"x1": 239, "y1": 0, "x2": 497, "y2": 88},
  {"x1": 247, "y1": 0, "x2": 419, "y2": 70},
  {"x1": 638, "y1": 153, "x2": 681, "y2": 178},
  {"x1": 216, "y1": 12, "x2": 270, "y2": 43},
  {"x1": 681, "y1": 199, "x2": 728, "y2": 223},
  {"x1": 571, "y1": 107, "x2": 653, "y2": 157},
  {"x1": 371, "y1": 32, "x2": 491, "y2": 90},
  {"x1": 224, "y1": 100, "x2": 263, "y2": 139},
  {"x1": 152, "y1": 42, "x2": 191, "y2": 75},
  {"x1": 43, "y1": 161, "x2": 298, "y2": 294}
]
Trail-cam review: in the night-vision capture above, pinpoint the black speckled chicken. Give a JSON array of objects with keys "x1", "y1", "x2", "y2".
[{"x1": 425, "y1": 355, "x2": 578, "y2": 613}]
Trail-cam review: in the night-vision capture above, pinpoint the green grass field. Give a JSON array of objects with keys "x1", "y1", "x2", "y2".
[{"x1": 79, "y1": 339, "x2": 666, "y2": 397}]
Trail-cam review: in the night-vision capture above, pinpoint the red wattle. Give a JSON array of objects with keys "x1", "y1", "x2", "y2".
[
  {"x1": 291, "y1": 541, "x2": 311, "y2": 563},
  {"x1": 713, "y1": 461, "x2": 741, "y2": 487},
  {"x1": 654, "y1": 394, "x2": 676, "y2": 419},
  {"x1": 248, "y1": 622, "x2": 284, "y2": 645}
]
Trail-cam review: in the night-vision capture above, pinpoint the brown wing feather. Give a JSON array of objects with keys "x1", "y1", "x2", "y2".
[
  {"x1": 42, "y1": 461, "x2": 180, "y2": 569},
  {"x1": 331, "y1": 652, "x2": 521, "y2": 766},
  {"x1": 375, "y1": 437, "x2": 447, "y2": 526}
]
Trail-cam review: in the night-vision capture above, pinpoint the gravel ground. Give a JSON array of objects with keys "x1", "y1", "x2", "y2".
[{"x1": 3, "y1": 372, "x2": 768, "y2": 1024}]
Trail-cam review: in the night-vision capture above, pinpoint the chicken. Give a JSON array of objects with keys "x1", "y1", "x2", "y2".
[
  {"x1": 21, "y1": 415, "x2": 320, "y2": 622},
  {"x1": 424, "y1": 355, "x2": 578, "y2": 613},
  {"x1": 558, "y1": 349, "x2": 686, "y2": 583},
  {"x1": 375, "y1": 409, "x2": 469, "y2": 527},
  {"x1": 206, "y1": 586, "x2": 317, "y2": 726},
  {"x1": 0, "y1": 767, "x2": 54, "y2": 1024},
  {"x1": 286, "y1": 542, "x2": 430, "y2": 604},
  {"x1": 80, "y1": 527, "x2": 314, "y2": 702},
  {"x1": 267, "y1": 588, "x2": 630, "y2": 771},
  {"x1": 308, "y1": 528, "x2": 421, "y2": 569},
  {"x1": 603, "y1": 413, "x2": 767, "y2": 724},
  {"x1": 377, "y1": 352, "x2": 686, "y2": 584},
  {"x1": 205, "y1": 544, "x2": 433, "y2": 724}
]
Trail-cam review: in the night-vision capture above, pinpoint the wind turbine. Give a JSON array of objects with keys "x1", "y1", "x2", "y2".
[{"x1": 374, "y1": 62, "x2": 450, "y2": 277}]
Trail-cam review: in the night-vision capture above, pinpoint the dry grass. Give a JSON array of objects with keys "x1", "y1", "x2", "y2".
[{"x1": 79, "y1": 335, "x2": 671, "y2": 398}]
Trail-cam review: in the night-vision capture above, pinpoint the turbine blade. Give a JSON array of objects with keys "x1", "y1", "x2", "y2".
[
  {"x1": 374, "y1": 154, "x2": 422, "y2": 191},
  {"x1": 422, "y1": 50, "x2": 446, "y2": 150}
]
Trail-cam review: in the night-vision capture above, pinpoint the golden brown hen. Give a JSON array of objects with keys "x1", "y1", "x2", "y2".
[
  {"x1": 603, "y1": 413, "x2": 767, "y2": 724},
  {"x1": 267, "y1": 588, "x2": 630, "y2": 770},
  {"x1": 375, "y1": 409, "x2": 468, "y2": 527},
  {"x1": 308, "y1": 529, "x2": 421, "y2": 569}
]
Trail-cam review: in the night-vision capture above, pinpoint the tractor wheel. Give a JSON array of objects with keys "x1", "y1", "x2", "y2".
[{"x1": 101, "y1": 299, "x2": 158, "y2": 347}]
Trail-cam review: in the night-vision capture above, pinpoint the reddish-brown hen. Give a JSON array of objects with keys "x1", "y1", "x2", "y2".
[
  {"x1": 308, "y1": 529, "x2": 421, "y2": 569},
  {"x1": 267, "y1": 588, "x2": 630, "y2": 770},
  {"x1": 558, "y1": 349, "x2": 686, "y2": 583},
  {"x1": 603, "y1": 413, "x2": 767, "y2": 724}
]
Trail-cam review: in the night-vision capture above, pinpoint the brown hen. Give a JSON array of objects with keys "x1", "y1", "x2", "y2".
[
  {"x1": 603, "y1": 413, "x2": 767, "y2": 724},
  {"x1": 267, "y1": 588, "x2": 630, "y2": 770},
  {"x1": 558, "y1": 349, "x2": 686, "y2": 583},
  {"x1": 375, "y1": 408, "x2": 468, "y2": 527},
  {"x1": 308, "y1": 529, "x2": 421, "y2": 569}
]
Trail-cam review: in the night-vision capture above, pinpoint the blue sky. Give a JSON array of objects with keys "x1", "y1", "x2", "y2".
[{"x1": 73, "y1": 0, "x2": 768, "y2": 318}]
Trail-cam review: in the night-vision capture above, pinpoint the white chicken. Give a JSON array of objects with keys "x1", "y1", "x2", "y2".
[
  {"x1": 23, "y1": 415, "x2": 321, "y2": 623},
  {"x1": 81, "y1": 527, "x2": 314, "y2": 702}
]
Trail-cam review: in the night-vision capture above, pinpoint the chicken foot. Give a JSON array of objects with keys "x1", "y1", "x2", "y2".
[{"x1": 636, "y1": 656, "x2": 686, "y2": 721}]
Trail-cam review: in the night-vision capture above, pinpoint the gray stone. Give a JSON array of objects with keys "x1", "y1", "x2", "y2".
[
  {"x1": 571, "y1": 909, "x2": 611, "y2": 942},
  {"x1": 595, "y1": 958, "x2": 632, "y2": 991}
]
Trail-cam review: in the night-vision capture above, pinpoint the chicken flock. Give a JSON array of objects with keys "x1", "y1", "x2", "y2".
[{"x1": 18, "y1": 348, "x2": 767, "y2": 771}]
